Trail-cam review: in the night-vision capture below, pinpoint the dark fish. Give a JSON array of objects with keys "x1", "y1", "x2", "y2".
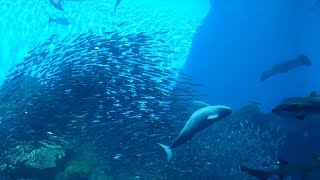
[
  {"x1": 114, "y1": 0, "x2": 122, "y2": 12},
  {"x1": 49, "y1": 17, "x2": 70, "y2": 26},
  {"x1": 153, "y1": 31, "x2": 169, "y2": 35},
  {"x1": 117, "y1": 22, "x2": 126, "y2": 27},
  {"x1": 272, "y1": 91, "x2": 320, "y2": 120},
  {"x1": 260, "y1": 54, "x2": 311, "y2": 82},
  {"x1": 241, "y1": 156, "x2": 320, "y2": 179},
  {"x1": 49, "y1": 0, "x2": 64, "y2": 10},
  {"x1": 248, "y1": 101, "x2": 261, "y2": 106}
]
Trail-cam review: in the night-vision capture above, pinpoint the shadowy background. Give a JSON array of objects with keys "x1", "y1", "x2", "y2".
[
  {"x1": 184, "y1": 0, "x2": 320, "y2": 178},
  {"x1": 185, "y1": 0, "x2": 319, "y2": 111}
]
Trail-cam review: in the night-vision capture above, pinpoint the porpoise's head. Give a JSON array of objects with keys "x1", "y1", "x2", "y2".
[
  {"x1": 193, "y1": 105, "x2": 232, "y2": 129},
  {"x1": 214, "y1": 105, "x2": 232, "y2": 118},
  {"x1": 206, "y1": 105, "x2": 232, "y2": 121}
]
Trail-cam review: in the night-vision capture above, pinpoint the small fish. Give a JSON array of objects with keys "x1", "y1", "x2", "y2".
[
  {"x1": 117, "y1": 22, "x2": 126, "y2": 27},
  {"x1": 113, "y1": 153, "x2": 123, "y2": 160},
  {"x1": 49, "y1": 0, "x2": 64, "y2": 11},
  {"x1": 114, "y1": 0, "x2": 122, "y2": 12},
  {"x1": 248, "y1": 101, "x2": 261, "y2": 106},
  {"x1": 158, "y1": 31, "x2": 169, "y2": 35},
  {"x1": 49, "y1": 17, "x2": 70, "y2": 26}
]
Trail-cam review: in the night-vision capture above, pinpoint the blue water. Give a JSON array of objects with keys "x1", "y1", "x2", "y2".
[
  {"x1": 0, "y1": 0, "x2": 320, "y2": 179},
  {"x1": 186, "y1": 0, "x2": 319, "y2": 111}
]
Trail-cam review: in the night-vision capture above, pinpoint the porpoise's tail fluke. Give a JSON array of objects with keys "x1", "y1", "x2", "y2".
[{"x1": 157, "y1": 143, "x2": 173, "y2": 161}]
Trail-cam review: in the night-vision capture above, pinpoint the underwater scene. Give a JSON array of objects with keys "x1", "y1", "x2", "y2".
[{"x1": 0, "y1": 0, "x2": 319, "y2": 179}]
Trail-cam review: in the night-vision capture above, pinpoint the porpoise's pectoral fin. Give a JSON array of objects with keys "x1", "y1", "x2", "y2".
[
  {"x1": 193, "y1": 101, "x2": 211, "y2": 109},
  {"x1": 207, "y1": 114, "x2": 218, "y2": 120}
]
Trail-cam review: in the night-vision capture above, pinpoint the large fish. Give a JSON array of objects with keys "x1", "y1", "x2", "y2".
[
  {"x1": 260, "y1": 54, "x2": 311, "y2": 82},
  {"x1": 241, "y1": 155, "x2": 320, "y2": 179},
  {"x1": 158, "y1": 102, "x2": 232, "y2": 161},
  {"x1": 272, "y1": 91, "x2": 320, "y2": 120}
]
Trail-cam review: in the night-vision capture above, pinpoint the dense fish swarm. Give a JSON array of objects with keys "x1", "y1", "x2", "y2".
[
  {"x1": 0, "y1": 29, "x2": 204, "y2": 179},
  {"x1": 0, "y1": 29, "x2": 285, "y2": 179}
]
